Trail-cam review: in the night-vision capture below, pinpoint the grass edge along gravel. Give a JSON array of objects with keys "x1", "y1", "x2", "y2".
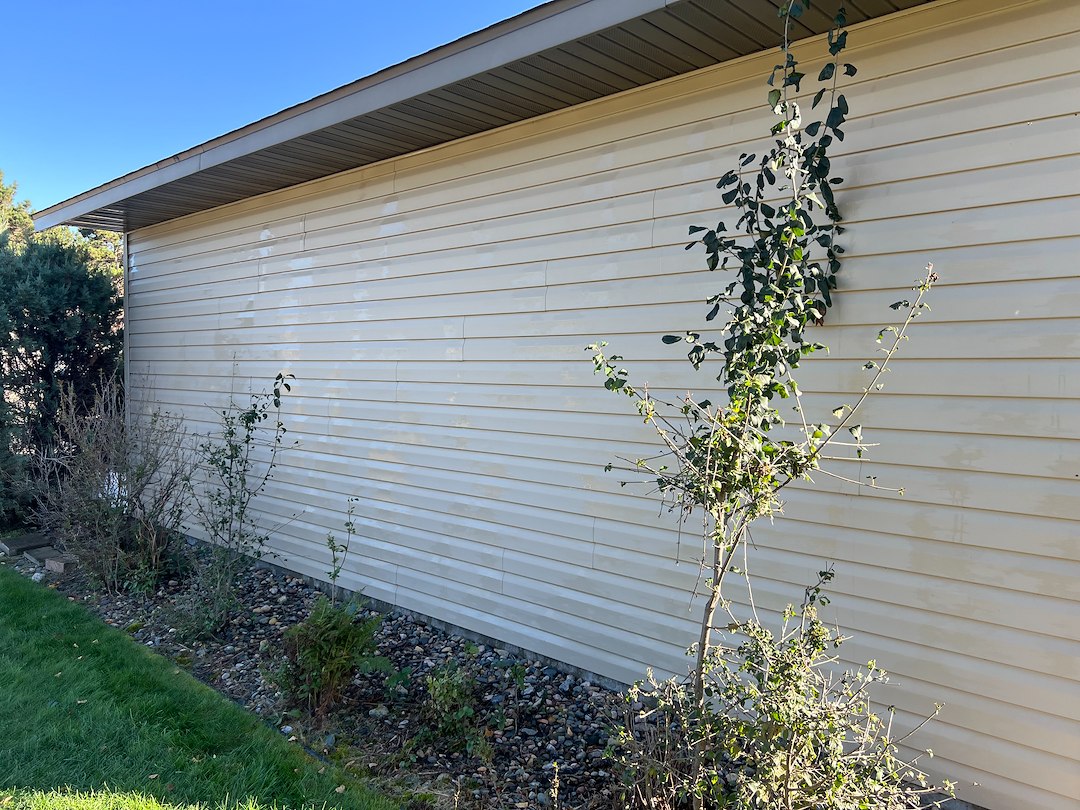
[
  {"x1": 4, "y1": 790, "x2": 344, "y2": 810},
  {"x1": 0, "y1": 562, "x2": 394, "y2": 810}
]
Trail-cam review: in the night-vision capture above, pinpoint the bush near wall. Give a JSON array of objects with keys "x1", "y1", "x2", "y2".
[{"x1": 0, "y1": 238, "x2": 122, "y2": 525}]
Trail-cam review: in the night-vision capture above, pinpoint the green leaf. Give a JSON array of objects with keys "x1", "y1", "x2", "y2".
[
  {"x1": 829, "y1": 30, "x2": 848, "y2": 56},
  {"x1": 768, "y1": 88, "x2": 782, "y2": 109},
  {"x1": 818, "y1": 63, "x2": 835, "y2": 82},
  {"x1": 844, "y1": 63, "x2": 857, "y2": 76},
  {"x1": 661, "y1": 335, "x2": 681, "y2": 344}
]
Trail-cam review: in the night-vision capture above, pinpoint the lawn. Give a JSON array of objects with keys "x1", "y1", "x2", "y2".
[{"x1": 0, "y1": 561, "x2": 395, "y2": 810}]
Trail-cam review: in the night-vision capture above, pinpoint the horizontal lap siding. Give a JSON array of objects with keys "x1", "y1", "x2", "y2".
[{"x1": 126, "y1": 1, "x2": 1079, "y2": 807}]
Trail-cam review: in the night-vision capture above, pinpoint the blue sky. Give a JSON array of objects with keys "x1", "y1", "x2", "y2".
[{"x1": 2, "y1": 1, "x2": 540, "y2": 212}]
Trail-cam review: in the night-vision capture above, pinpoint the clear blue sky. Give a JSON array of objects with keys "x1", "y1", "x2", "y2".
[{"x1": 2, "y1": 1, "x2": 540, "y2": 212}]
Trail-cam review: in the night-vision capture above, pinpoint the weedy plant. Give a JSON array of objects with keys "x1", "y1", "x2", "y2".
[
  {"x1": 278, "y1": 498, "x2": 389, "y2": 715},
  {"x1": 327, "y1": 496, "x2": 359, "y2": 607},
  {"x1": 385, "y1": 666, "x2": 413, "y2": 701},
  {"x1": 33, "y1": 375, "x2": 194, "y2": 593},
  {"x1": 589, "y1": 3, "x2": 951, "y2": 808},
  {"x1": 177, "y1": 372, "x2": 295, "y2": 637},
  {"x1": 421, "y1": 661, "x2": 491, "y2": 760},
  {"x1": 612, "y1": 572, "x2": 950, "y2": 810},
  {"x1": 499, "y1": 661, "x2": 528, "y2": 731}
]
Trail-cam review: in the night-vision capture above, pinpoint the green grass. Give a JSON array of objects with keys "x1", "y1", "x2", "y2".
[
  {"x1": 6, "y1": 790, "x2": 306, "y2": 810},
  {"x1": 0, "y1": 562, "x2": 395, "y2": 810}
]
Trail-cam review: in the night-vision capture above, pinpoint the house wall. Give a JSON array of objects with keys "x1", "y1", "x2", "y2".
[{"x1": 125, "y1": 1, "x2": 1080, "y2": 807}]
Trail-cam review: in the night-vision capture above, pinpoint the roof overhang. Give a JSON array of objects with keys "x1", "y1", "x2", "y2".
[{"x1": 34, "y1": 0, "x2": 927, "y2": 233}]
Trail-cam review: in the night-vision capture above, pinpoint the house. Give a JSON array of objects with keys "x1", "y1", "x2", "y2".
[{"x1": 35, "y1": 1, "x2": 1079, "y2": 807}]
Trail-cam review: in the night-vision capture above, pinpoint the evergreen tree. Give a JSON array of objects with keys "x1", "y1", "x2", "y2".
[
  {"x1": 0, "y1": 170, "x2": 124, "y2": 512},
  {"x1": 0, "y1": 171, "x2": 34, "y2": 253},
  {"x1": 0, "y1": 239, "x2": 122, "y2": 452},
  {"x1": 0, "y1": 237, "x2": 123, "y2": 525}
]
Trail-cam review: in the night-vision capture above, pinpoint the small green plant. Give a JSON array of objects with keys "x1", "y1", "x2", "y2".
[
  {"x1": 279, "y1": 594, "x2": 388, "y2": 715},
  {"x1": 327, "y1": 496, "x2": 359, "y2": 606},
  {"x1": 385, "y1": 666, "x2": 413, "y2": 700},
  {"x1": 501, "y1": 661, "x2": 528, "y2": 731},
  {"x1": 179, "y1": 372, "x2": 294, "y2": 637},
  {"x1": 277, "y1": 501, "x2": 389, "y2": 714},
  {"x1": 421, "y1": 662, "x2": 490, "y2": 759},
  {"x1": 509, "y1": 662, "x2": 527, "y2": 691}
]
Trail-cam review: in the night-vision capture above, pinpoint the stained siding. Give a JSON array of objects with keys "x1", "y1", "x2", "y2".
[{"x1": 126, "y1": 1, "x2": 1080, "y2": 807}]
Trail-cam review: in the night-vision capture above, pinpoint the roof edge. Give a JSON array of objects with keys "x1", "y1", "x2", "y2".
[{"x1": 33, "y1": 0, "x2": 672, "y2": 232}]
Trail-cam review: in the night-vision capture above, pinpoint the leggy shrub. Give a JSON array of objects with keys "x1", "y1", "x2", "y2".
[
  {"x1": 176, "y1": 372, "x2": 294, "y2": 637},
  {"x1": 589, "y1": 3, "x2": 951, "y2": 807},
  {"x1": 612, "y1": 573, "x2": 950, "y2": 809},
  {"x1": 34, "y1": 376, "x2": 193, "y2": 592}
]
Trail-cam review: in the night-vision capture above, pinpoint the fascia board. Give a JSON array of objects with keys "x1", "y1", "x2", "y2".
[{"x1": 33, "y1": 0, "x2": 673, "y2": 232}]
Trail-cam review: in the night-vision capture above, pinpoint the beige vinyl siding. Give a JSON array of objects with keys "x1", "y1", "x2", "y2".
[{"x1": 125, "y1": 0, "x2": 1080, "y2": 806}]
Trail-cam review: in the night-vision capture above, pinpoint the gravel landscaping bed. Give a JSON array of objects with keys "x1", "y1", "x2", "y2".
[{"x1": 9, "y1": 554, "x2": 625, "y2": 809}]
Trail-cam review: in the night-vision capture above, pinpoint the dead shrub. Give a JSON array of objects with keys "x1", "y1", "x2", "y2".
[{"x1": 34, "y1": 376, "x2": 194, "y2": 592}]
